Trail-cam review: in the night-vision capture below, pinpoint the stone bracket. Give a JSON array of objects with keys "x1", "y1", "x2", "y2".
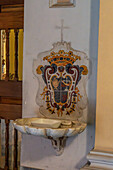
[{"x1": 48, "y1": 136, "x2": 67, "y2": 156}]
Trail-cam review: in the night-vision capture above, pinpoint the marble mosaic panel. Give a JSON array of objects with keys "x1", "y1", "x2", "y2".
[{"x1": 33, "y1": 41, "x2": 89, "y2": 121}]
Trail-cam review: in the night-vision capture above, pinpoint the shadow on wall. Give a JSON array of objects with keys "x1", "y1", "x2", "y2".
[{"x1": 76, "y1": 0, "x2": 100, "y2": 169}]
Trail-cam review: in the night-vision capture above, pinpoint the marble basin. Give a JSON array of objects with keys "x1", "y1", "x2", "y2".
[
  {"x1": 13, "y1": 117, "x2": 87, "y2": 155},
  {"x1": 31, "y1": 118, "x2": 61, "y2": 128},
  {"x1": 13, "y1": 117, "x2": 86, "y2": 138}
]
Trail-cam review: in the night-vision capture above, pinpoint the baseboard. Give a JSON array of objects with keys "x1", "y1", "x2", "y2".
[{"x1": 81, "y1": 150, "x2": 113, "y2": 169}]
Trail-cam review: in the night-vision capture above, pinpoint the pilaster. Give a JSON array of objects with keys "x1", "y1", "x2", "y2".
[{"x1": 81, "y1": 0, "x2": 113, "y2": 169}]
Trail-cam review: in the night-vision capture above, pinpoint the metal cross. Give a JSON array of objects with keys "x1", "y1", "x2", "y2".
[{"x1": 56, "y1": 19, "x2": 69, "y2": 43}]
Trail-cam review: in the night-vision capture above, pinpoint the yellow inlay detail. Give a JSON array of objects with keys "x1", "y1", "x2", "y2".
[
  {"x1": 81, "y1": 65, "x2": 88, "y2": 75},
  {"x1": 36, "y1": 65, "x2": 43, "y2": 74},
  {"x1": 43, "y1": 50, "x2": 81, "y2": 66}
]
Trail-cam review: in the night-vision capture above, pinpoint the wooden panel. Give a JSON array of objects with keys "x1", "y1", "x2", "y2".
[
  {"x1": 0, "y1": 81, "x2": 22, "y2": 98},
  {"x1": 1, "y1": 4, "x2": 24, "y2": 13},
  {"x1": 5, "y1": 119, "x2": 10, "y2": 170},
  {"x1": 0, "y1": 11, "x2": 24, "y2": 29},
  {"x1": 0, "y1": 104, "x2": 22, "y2": 120},
  {"x1": 14, "y1": 129, "x2": 18, "y2": 170},
  {"x1": 0, "y1": 30, "x2": 1, "y2": 79},
  {"x1": 0, "y1": 0, "x2": 24, "y2": 5},
  {"x1": 0, "y1": 96, "x2": 22, "y2": 105}
]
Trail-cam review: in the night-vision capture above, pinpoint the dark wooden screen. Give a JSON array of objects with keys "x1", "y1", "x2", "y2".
[{"x1": 0, "y1": 1, "x2": 24, "y2": 170}]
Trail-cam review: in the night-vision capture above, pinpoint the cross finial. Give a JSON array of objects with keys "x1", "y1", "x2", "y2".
[{"x1": 56, "y1": 19, "x2": 69, "y2": 43}]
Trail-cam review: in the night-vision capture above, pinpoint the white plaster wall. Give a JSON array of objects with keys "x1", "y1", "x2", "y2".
[{"x1": 21, "y1": 0, "x2": 99, "y2": 169}]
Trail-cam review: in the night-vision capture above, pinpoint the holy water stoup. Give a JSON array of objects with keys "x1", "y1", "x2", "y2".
[{"x1": 13, "y1": 20, "x2": 89, "y2": 157}]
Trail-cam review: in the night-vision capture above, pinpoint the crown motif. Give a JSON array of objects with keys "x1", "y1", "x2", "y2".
[{"x1": 43, "y1": 50, "x2": 81, "y2": 66}]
